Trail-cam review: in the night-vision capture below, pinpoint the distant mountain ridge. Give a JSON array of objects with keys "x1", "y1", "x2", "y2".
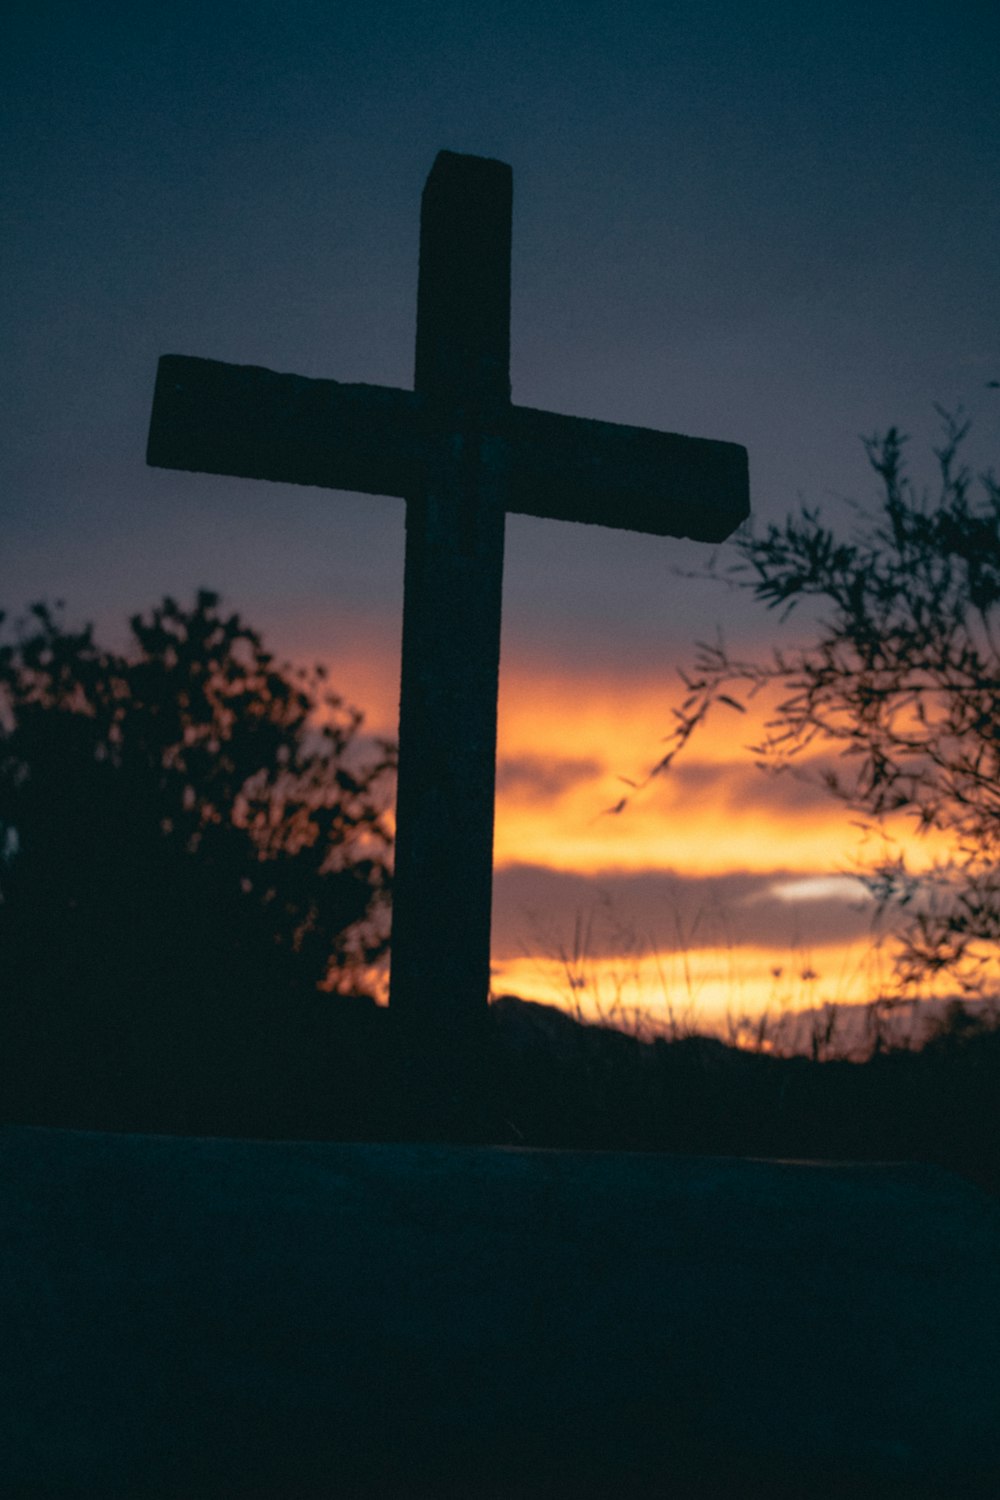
[{"x1": 491, "y1": 991, "x2": 1000, "y2": 1061}]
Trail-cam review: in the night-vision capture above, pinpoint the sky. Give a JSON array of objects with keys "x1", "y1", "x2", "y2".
[{"x1": 3, "y1": 0, "x2": 998, "y2": 1032}]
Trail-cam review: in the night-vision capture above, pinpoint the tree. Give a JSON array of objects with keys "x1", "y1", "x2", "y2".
[
  {"x1": 0, "y1": 591, "x2": 395, "y2": 1123},
  {"x1": 635, "y1": 411, "x2": 999, "y2": 998}
]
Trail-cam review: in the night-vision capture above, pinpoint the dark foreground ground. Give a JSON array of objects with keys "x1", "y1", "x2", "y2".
[{"x1": 3, "y1": 1127, "x2": 1000, "y2": 1498}]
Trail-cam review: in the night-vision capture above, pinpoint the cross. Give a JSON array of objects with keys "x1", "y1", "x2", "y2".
[{"x1": 147, "y1": 150, "x2": 749, "y2": 1122}]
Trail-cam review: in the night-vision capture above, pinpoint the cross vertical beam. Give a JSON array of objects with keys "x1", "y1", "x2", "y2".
[
  {"x1": 145, "y1": 148, "x2": 751, "y2": 1141},
  {"x1": 390, "y1": 155, "x2": 512, "y2": 1108}
]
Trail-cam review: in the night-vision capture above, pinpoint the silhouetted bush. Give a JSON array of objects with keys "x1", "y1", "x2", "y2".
[
  {"x1": 641, "y1": 411, "x2": 1000, "y2": 998},
  {"x1": 0, "y1": 591, "x2": 394, "y2": 1130}
]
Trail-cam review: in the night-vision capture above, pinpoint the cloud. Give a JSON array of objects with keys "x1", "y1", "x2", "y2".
[
  {"x1": 492, "y1": 861, "x2": 879, "y2": 960},
  {"x1": 495, "y1": 753, "x2": 603, "y2": 804},
  {"x1": 771, "y1": 875, "x2": 866, "y2": 903},
  {"x1": 648, "y1": 757, "x2": 843, "y2": 817}
]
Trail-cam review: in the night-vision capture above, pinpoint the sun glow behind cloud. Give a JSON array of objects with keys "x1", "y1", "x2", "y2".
[{"x1": 492, "y1": 661, "x2": 947, "y2": 873}]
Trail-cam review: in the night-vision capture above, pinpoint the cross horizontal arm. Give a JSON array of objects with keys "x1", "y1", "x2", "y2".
[
  {"x1": 147, "y1": 355, "x2": 424, "y2": 498},
  {"x1": 148, "y1": 355, "x2": 749, "y2": 544},
  {"x1": 507, "y1": 405, "x2": 749, "y2": 543}
]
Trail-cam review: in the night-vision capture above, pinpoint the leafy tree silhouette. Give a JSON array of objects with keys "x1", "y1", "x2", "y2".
[
  {"x1": 0, "y1": 590, "x2": 394, "y2": 1130},
  {"x1": 634, "y1": 410, "x2": 999, "y2": 999}
]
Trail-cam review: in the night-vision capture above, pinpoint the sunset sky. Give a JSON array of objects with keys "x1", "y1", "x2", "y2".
[{"x1": 4, "y1": 1, "x2": 998, "y2": 1032}]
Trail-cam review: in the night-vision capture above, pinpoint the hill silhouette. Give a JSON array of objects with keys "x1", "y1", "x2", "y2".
[{"x1": 5, "y1": 986, "x2": 998, "y2": 1197}]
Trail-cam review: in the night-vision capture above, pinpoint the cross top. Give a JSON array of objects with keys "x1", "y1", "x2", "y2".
[
  {"x1": 148, "y1": 150, "x2": 749, "y2": 1123},
  {"x1": 415, "y1": 151, "x2": 512, "y2": 409}
]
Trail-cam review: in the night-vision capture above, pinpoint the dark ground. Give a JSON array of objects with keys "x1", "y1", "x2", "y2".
[{"x1": 4, "y1": 1127, "x2": 1000, "y2": 1498}]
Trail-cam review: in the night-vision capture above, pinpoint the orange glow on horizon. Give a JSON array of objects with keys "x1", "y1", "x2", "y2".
[
  {"x1": 296, "y1": 638, "x2": 955, "y2": 1027},
  {"x1": 491, "y1": 940, "x2": 958, "y2": 1042}
]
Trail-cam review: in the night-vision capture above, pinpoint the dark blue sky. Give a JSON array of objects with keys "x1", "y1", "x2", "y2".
[{"x1": 3, "y1": 0, "x2": 998, "y2": 697}]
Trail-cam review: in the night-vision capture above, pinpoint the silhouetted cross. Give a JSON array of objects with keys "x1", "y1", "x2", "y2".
[{"x1": 147, "y1": 149, "x2": 749, "y2": 1090}]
